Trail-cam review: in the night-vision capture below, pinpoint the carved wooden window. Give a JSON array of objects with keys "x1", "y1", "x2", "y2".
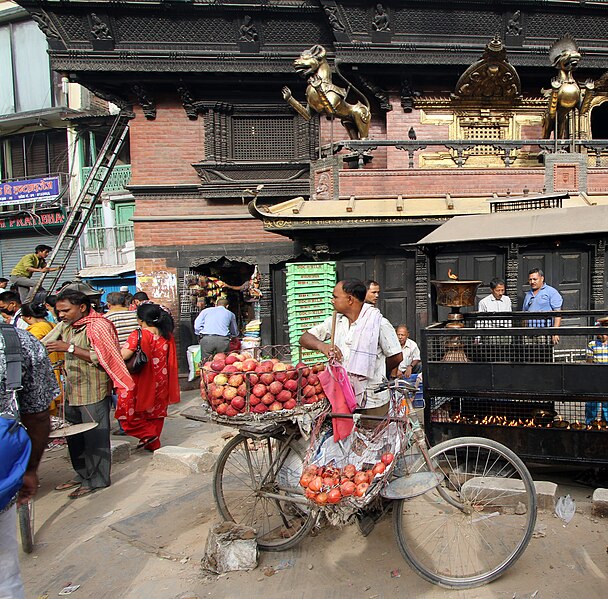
[{"x1": 204, "y1": 104, "x2": 318, "y2": 163}]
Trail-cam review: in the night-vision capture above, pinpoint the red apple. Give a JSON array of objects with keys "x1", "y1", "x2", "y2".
[
  {"x1": 225, "y1": 355, "x2": 238, "y2": 365},
  {"x1": 277, "y1": 389, "x2": 292, "y2": 403},
  {"x1": 214, "y1": 353, "x2": 227, "y2": 361},
  {"x1": 249, "y1": 395, "x2": 260, "y2": 406},
  {"x1": 303, "y1": 385, "x2": 315, "y2": 398},
  {"x1": 307, "y1": 373, "x2": 319, "y2": 386},
  {"x1": 248, "y1": 373, "x2": 259, "y2": 385},
  {"x1": 272, "y1": 362, "x2": 287, "y2": 372},
  {"x1": 211, "y1": 386, "x2": 224, "y2": 400},
  {"x1": 283, "y1": 399, "x2": 296, "y2": 410},
  {"x1": 269, "y1": 381, "x2": 283, "y2": 395},
  {"x1": 260, "y1": 373, "x2": 275, "y2": 386},
  {"x1": 242, "y1": 359, "x2": 257, "y2": 372},
  {"x1": 260, "y1": 361, "x2": 274, "y2": 373},
  {"x1": 214, "y1": 374, "x2": 228, "y2": 386},
  {"x1": 210, "y1": 360, "x2": 225, "y2": 372},
  {"x1": 252, "y1": 403, "x2": 267, "y2": 414},
  {"x1": 223, "y1": 386, "x2": 237, "y2": 401},
  {"x1": 284, "y1": 379, "x2": 298, "y2": 392},
  {"x1": 231, "y1": 396, "x2": 245, "y2": 410},
  {"x1": 216, "y1": 403, "x2": 228, "y2": 415},
  {"x1": 269, "y1": 401, "x2": 283, "y2": 412},
  {"x1": 228, "y1": 374, "x2": 244, "y2": 387},
  {"x1": 222, "y1": 365, "x2": 238, "y2": 374},
  {"x1": 261, "y1": 392, "x2": 275, "y2": 406},
  {"x1": 252, "y1": 383, "x2": 267, "y2": 398},
  {"x1": 225, "y1": 406, "x2": 238, "y2": 417},
  {"x1": 274, "y1": 371, "x2": 287, "y2": 382},
  {"x1": 204, "y1": 371, "x2": 217, "y2": 384},
  {"x1": 237, "y1": 383, "x2": 247, "y2": 397},
  {"x1": 314, "y1": 383, "x2": 323, "y2": 394}
]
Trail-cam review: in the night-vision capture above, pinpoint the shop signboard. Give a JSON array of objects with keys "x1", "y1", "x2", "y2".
[
  {"x1": 0, "y1": 176, "x2": 61, "y2": 204},
  {"x1": 0, "y1": 208, "x2": 66, "y2": 231}
]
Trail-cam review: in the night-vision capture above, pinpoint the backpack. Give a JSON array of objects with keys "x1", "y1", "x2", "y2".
[{"x1": 0, "y1": 324, "x2": 32, "y2": 511}]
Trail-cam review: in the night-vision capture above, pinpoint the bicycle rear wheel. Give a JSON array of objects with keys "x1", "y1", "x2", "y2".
[
  {"x1": 213, "y1": 434, "x2": 315, "y2": 551},
  {"x1": 18, "y1": 501, "x2": 34, "y2": 554},
  {"x1": 393, "y1": 437, "x2": 536, "y2": 589}
]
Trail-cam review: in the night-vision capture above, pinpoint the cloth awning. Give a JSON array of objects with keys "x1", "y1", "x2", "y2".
[{"x1": 417, "y1": 204, "x2": 608, "y2": 246}]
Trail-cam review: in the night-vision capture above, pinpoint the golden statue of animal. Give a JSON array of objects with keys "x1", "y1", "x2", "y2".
[
  {"x1": 282, "y1": 45, "x2": 371, "y2": 140},
  {"x1": 542, "y1": 35, "x2": 594, "y2": 139}
]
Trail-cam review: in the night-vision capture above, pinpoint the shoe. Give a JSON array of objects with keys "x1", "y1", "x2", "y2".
[
  {"x1": 135, "y1": 436, "x2": 158, "y2": 450},
  {"x1": 111, "y1": 428, "x2": 126, "y2": 436}
]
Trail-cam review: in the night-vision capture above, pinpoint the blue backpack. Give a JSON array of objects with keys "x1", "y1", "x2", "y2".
[{"x1": 0, "y1": 324, "x2": 32, "y2": 511}]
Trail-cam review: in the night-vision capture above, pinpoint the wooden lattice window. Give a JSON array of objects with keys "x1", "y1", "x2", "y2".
[
  {"x1": 232, "y1": 116, "x2": 296, "y2": 161},
  {"x1": 462, "y1": 125, "x2": 503, "y2": 156}
]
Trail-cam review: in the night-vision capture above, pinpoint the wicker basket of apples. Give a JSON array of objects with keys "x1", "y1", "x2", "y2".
[{"x1": 200, "y1": 351, "x2": 328, "y2": 425}]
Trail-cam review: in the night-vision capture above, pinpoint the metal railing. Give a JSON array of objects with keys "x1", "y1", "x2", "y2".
[
  {"x1": 325, "y1": 139, "x2": 608, "y2": 168},
  {"x1": 82, "y1": 224, "x2": 134, "y2": 267},
  {"x1": 80, "y1": 164, "x2": 131, "y2": 193}
]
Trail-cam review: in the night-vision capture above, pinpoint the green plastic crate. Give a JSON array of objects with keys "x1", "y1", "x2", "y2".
[{"x1": 286, "y1": 261, "x2": 336, "y2": 275}]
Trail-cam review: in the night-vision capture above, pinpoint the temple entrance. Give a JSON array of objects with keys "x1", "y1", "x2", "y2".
[{"x1": 590, "y1": 100, "x2": 608, "y2": 140}]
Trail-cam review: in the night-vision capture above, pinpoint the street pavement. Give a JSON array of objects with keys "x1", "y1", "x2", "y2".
[{"x1": 20, "y1": 390, "x2": 608, "y2": 599}]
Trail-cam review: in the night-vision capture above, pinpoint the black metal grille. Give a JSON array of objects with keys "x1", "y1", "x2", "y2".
[{"x1": 489, "y1": 196, "x2": 563, "y2": 212}]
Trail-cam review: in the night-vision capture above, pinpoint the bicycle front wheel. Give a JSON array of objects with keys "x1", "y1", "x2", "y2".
[
  {"x1": 393, "y1": 437, "x2": 537, "y2": 589},
  {"x1": 213, "y1": 434, "x2": 315, "y2": 551},
  {"x1": 18, "y1": 501, "x2": 34, "y2": 554}
]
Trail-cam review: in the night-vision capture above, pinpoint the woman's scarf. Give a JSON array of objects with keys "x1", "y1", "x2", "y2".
[{"x1": 73, "y1": 311, "x2": 135, "y2": 392}]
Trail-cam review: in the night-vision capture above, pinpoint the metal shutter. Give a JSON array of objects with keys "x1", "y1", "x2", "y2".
[{"x1": 0, "y1": 234, "x2": 81, "y2": 286}]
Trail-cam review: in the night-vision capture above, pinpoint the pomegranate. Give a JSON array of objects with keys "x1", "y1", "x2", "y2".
[
  {"x1": 216, "y1": 403, "x2": 228, "y2": 415},
  {"x1": 340, "y1": 480, "x2": 356, "y2": 497},
  {"x1": 354, "y1": 471, "x2": 368, "y2": 485},
  {"x1": 372, "y1": 462, "x2": 386, "y2": 476},
  {"x1": 308, "y1": 476, "x2": 323, "y2": 493},
  {"x1": 327, "y1": 488, "x2": 342, "y2": 504},
  {"x1": 304, "y1": 464, "x2": 318, "y2": 476},
  {"x1": 300, "y1": 472, "x2": 314, "y2": 488},
  {"x1": 343, "y1": 464, "x2": 357, "y2": 479},
  {"x1": 303, "y1": 385, "x2": 315, "y2": 398},
  {"x1": 381, "y1": 452, "x2": 394, "y2": 465},
  {"x1": 304, "y1": 488, "x2": 317, "y2": 501},
  {"x1": 315, "y1": 492, "x2": 328, "y2": 505},
  {"x1": 354, "y1": 482, "x2": 369, "y2": 497},
  {"x1": 307, "y1": 373, "x2": 319, "y2": 386},
  {"x1": 260, "y1": 361, "x2": 274, "y2": 373}
]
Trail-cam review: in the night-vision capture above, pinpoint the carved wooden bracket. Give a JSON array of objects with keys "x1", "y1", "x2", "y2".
[{"x1": 131, "y1": 84, "x2": 156, "y2": 120}]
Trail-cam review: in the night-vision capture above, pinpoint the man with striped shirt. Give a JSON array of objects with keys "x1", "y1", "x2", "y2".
[{"x1": 105, "y1": 292, "x2": 139, "y2": 345}]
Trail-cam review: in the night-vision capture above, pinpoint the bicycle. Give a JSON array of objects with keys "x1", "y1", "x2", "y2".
[{"x1": 212, "y1": 378, "x2": 537, "y2": 589}]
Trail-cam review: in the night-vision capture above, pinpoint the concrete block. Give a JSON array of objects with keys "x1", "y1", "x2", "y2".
[
  {"x1": 110, "y1": 440, "x2": 131, "y2": 463},
  {"x1": 461, "y1": 477, "x2": 557, "y2": 512},
  {"x1": 592, "y1": 488, "x2": 608, "y2": 517},
  {"x1": 153, "y1": 446, "x2": 215, "y2": 474}
]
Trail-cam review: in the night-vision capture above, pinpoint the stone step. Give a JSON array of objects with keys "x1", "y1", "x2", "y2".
[
  {"x1": 592, "y1": 488, "x2": 608, "y2": 517},
  {"x1": 110, "y1": 439, "x2": 131, "y2": 463},
  {"x1": 461, "y1": 477, "x2": 557, "y2": 511},
  {"x1": 153, "y1": 446, "x2": 215, "y2": 474}
]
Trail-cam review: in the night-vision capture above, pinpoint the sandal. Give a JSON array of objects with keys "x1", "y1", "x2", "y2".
[
  {"x1": 135, "y1": 436, "x2": 158, "y2": 450},
  {"x1": 55, "y1": 480, "x2": 80, "y2": 491},
  {"x1": 68, "y1": 487, "x2": 97, "y2": 499}
]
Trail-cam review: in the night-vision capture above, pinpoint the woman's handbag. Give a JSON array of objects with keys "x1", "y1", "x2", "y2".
[{"x1": 125, "y1": 329, "x2": 148, "y2": 374}]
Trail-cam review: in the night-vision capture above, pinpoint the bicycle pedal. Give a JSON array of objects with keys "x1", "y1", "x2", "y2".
[{"x1": 356, "y1": 513, "x2": 377, "y2": 537}]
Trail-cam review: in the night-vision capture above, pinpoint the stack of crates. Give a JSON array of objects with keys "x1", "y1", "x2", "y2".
[{"x1": 286, "y1": 261, "x2": 336, "y2": 364}]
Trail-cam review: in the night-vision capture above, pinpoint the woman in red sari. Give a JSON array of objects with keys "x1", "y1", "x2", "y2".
[{"x1": 116, "y1": 303, "x2": 180, "y2": 451}]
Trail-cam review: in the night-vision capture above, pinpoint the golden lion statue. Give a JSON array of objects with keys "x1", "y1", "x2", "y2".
[
  {"x1": 282, "y1": 45, "x2": 371, "y2": 140},
  {"x1": 542, "y1": 35, "x2": 594, "y2": 139}
]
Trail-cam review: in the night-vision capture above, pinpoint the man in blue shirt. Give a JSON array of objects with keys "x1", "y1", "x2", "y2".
[
  {"x1": 194, "y1": 298, "x2": 239, "y2": 362},
  {"x1": 522, "y1": 268, "x2": 563, "y2": 340}
]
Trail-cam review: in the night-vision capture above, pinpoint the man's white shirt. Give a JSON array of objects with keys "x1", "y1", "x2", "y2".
[{"x1": 397, "y1": 338, "x2": 420, "y2": 373}]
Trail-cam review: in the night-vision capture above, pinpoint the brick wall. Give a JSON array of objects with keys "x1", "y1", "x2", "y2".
[
  {"x1": 129, "y1": 98, "x2": 203, "y2": 186},
  {"x1": 338, "y1": 168, "x2": 545, "y2": 198}
]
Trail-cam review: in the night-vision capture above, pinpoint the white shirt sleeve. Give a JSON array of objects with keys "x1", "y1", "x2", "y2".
[
  {"x1": 306, "y1": 315, "x2": 333, "y2": 343},
  {"x1": 378, "y1": 318, "x2": 402, "y2": 357}
]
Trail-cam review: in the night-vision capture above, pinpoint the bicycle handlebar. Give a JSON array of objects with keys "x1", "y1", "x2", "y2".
[{"x1": 373, "y1": 379, "x2": 418, "y2": 394}]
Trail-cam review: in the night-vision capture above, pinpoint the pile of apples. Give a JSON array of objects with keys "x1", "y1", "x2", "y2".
[
  {"x1": 299, "y1": 453, "x2": 394, "y2": 505},
  {"x1": 200, "y1": 352, "x2": 327, "y2": 417}
]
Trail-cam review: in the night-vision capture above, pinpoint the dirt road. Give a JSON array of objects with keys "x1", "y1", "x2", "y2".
[{"x1": 20, "y1": 391, "x2": 608, "y2": 599}]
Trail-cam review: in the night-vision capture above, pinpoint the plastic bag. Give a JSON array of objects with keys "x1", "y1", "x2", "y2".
[
  {"x1": 318, "y1": 361, "x2": 356, "y2": 441},
  {"x1": 555, "y1": 494, "x2": 576, "y2": 524},
  {"x1": 186, "y1": 345, "x2": 201, "y2": 382}
]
